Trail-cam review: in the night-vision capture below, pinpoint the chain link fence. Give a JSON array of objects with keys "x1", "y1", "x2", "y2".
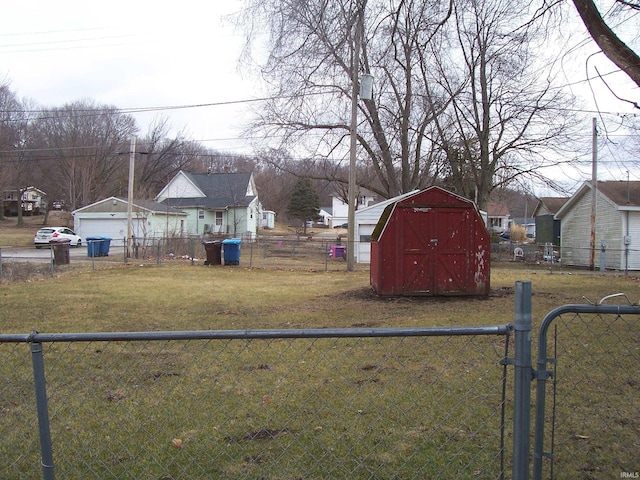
[
  {"x1": 131, "y1": 236, "x2": 358, "y2": 271},
  {"x1": 1, "y1": 327, "x2": 512, "y2": 479},
  {"x1": 533, "y1": 301, "x2": 640, "y2": 480}
]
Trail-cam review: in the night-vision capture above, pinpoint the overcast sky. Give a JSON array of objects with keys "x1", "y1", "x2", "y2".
[
  {"x1": 1, "y1": 1, "x2": 638, "y2": 192},
  {"x1": 0, "y1": 1, "x2": 255, "y2": 152}
]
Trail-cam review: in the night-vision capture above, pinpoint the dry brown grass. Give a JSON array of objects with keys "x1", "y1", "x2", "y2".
[
  {"x1": 510, "y1": 224, "x2": 526, "y2": 242},
  {"x1": 0, "y1": 263, "x2": 638, "y2": 478}
]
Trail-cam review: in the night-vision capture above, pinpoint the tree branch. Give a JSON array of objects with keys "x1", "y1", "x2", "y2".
[{"x1": 572, "y1": 0, "x2": 640, "y2": 91}]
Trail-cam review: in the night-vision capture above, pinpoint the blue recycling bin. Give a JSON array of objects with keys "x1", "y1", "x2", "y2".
[
  {"x1": 222, "y1": 238, "x2": 242, "y2": 265},
  {"x1": 86, "y1": 237, "x2": 101, "y2": 257},
  {"x1": 87, "y1": 236, "x2": 112, "y2": 257},
  {"x1": 99, "y1": 237, "x2": 112, "y2": 256}
]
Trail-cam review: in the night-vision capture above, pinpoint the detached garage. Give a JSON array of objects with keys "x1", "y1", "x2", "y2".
[
  {"x1": 370, "y1": 187, "x2": 490, "y2": 297},
  {"x1": 354, "y1": 190, "x2": 419, "y2": 263},
  {"x1": 73, "y1": 197, "x2": 187, "y2": 246}
]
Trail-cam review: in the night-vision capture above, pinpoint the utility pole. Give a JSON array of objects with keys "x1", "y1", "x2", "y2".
[
  {"x1": 127, "y1": 137, "x2": 136, "y2": 259},
  {"x1": 347, "y1": 2, "x2": 363, "y2": 272},
  {"x1": 589, "y1": 118, "x2": 597, "y2": 270}
]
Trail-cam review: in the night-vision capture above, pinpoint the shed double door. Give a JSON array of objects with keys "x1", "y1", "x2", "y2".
[{"x1": 398, "y1": 206, "x2": 472, "y2": 295}]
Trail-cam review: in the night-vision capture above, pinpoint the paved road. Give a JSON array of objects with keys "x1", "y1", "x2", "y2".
[{"x1": 0, "y1": 245, "x2": 126, "y2": 263}]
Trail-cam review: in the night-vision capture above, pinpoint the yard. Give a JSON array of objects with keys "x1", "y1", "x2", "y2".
[{"x1": 0, "y1": 222, "x2": 639, "y2": 478}]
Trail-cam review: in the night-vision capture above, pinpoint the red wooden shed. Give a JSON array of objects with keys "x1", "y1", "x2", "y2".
[{"x1": 370, "y1": 187, "x2": 490, "y2": 297}]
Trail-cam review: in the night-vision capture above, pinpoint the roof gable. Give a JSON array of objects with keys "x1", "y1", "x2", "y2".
[
  {"x1": 533, "y1": 197, "x2": 569, "y2": 216},
  {"x1": 159, "y1": 171, "x2": 256, "y2": 209},
  {"x1": 556, "y1": 181, "x2": 640, "y2": 219},
  {"x1": 487, "y1": 202, "x2": 510, "y2": 217}
]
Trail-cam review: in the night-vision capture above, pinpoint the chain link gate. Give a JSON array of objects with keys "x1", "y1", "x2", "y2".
[{"x1": 533, "y1": 295, "x2": 640, "y2": 480}]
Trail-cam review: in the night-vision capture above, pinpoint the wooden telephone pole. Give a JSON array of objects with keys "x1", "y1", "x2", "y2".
[{"x1": 589, "y1": 118, "x2": 597, "y2": 270}]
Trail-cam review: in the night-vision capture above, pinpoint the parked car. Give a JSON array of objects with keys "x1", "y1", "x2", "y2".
[
  {"x1": 34, "y1": 227, "x2": 82, "y2": 248},
  {"x1": 499, "y1": 230, "x2": 510, "y2": 241}
]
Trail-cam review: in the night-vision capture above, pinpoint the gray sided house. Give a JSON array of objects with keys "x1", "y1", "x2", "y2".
[
  {"x1": 155, "y1": 171, "x2": 261, "y2": 239},
  {"x1": 555, "y1": 181, "x2": 640, "y2": 271},
  {"x1": 73, "y1": 197, "x2": 187, "y2": 245}
]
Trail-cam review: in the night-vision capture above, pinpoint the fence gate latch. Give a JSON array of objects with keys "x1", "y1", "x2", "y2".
[
  {"x1": 500, "y1": 358, "x2": 537, "y2": 380},
  {"x1": 533, "y1": 369, "x2": 553, "y2": 380}
]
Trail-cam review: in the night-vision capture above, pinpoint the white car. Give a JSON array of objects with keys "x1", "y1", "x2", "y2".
[{"x1": 34, "y1": 227, "x2": 82, "y2": 248}]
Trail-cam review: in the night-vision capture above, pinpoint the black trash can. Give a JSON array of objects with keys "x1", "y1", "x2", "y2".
[
  {"x1": 203, "y1": 240, "x2": 222, "y2": 265},
  {"x1": 50, "y1": 238, "x2": 71, "y2": 265}
]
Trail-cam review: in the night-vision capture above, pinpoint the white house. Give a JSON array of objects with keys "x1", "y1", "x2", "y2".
[
  {"x1": 487, "y1": 202, "x2": 511, "y2": 233},
  {"x1": 73, "y1": 197, "x2": 188, "y2": 245},
  {"x1": 3, "y1": 186, "x2": 47, "y2": 216},
  {"x1": 354, "y1": 190, "x2": 419, "y2": 263},
  {"x1": 261, "y1": 210, "x2": 276, "y2": 229},
  {"x1": 555, "y1": 180, "x2": 640, "y2": 270},
  {"x1": 330, "y1": 190, "x2": 377, "y2": 228},
  {"x1": 317, "y1": 207, "x2": 332, "y2": 226},
  {"x1": 156, "y1": 171, "x2": 261, "y2": 239}
]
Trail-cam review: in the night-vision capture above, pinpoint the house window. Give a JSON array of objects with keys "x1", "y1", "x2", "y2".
[
  {"x1": 215, "y1": 212, "x2": 223, "y2": 226},
  {"x1": 198, "y1": 210, "x2": 204, "y2": 220}
]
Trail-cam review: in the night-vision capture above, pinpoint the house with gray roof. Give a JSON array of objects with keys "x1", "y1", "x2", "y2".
[
  {"x1": 155, "y1": 171, "x2": 261, "y2": 239},
  {"x1": 555, "y1": 180, "x2": 640, "y2": 270}
]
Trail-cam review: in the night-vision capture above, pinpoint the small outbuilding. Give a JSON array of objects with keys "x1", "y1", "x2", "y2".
[{"x1": 370, "y1": 187, "x2": 490, "y2": 297}]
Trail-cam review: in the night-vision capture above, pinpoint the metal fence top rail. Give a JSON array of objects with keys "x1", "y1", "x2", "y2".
[
  {"x1": 0, "y1": 324, "x2": 513, "y2": 344},
  {"x1": 538, "y1": 303, "x2": 640, "y2": 361}
]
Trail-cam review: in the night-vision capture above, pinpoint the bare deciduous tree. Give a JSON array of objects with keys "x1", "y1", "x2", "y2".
[
  {"x1": 237, "y1": 0, "x2": 453, "y2": 199},
  {"x1": 237, "y1": 0, "x2": 579, "y2": 209},
  {"x1": 432, "y1": 0, "x2": 580, "y2": 209},
  {"x1": 29, "y1": 100, "x2": 138, "y2": 210},
  {"x1": 0, "y1": 82, "x2": 22, "y2": 221}
]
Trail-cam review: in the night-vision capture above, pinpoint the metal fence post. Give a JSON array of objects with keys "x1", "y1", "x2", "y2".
[
  {"x1": 30, "y1": 336, "x2": 55, "y2": 480},
  {"x1": 513, "y1": 281, "x2": 532, "y2": 480}
]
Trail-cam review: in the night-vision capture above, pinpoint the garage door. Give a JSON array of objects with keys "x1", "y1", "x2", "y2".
[
  {"x1": 76, "y1": 218, "x2": 139, "y2": 246},
  {"x1": 357, "y1": 224, "x2": 376, "y2": 263}
]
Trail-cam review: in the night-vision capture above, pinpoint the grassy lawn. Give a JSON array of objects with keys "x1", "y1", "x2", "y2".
[
  {"x1": 2, "y1": 260, "x2": 638, "y2": 333},
  {"x1": 0, "y1": 261, "x2": 638, "y2": 478}
]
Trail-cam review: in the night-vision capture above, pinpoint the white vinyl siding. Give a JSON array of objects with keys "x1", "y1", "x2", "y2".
[{"x1": 560, "y1": 191, "x2": 622, "y2": 268}]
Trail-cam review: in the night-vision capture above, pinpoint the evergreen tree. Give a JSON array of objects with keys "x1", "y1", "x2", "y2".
[{"x1": 286, "y1": 178, "x2": 320, "y2": 233}]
